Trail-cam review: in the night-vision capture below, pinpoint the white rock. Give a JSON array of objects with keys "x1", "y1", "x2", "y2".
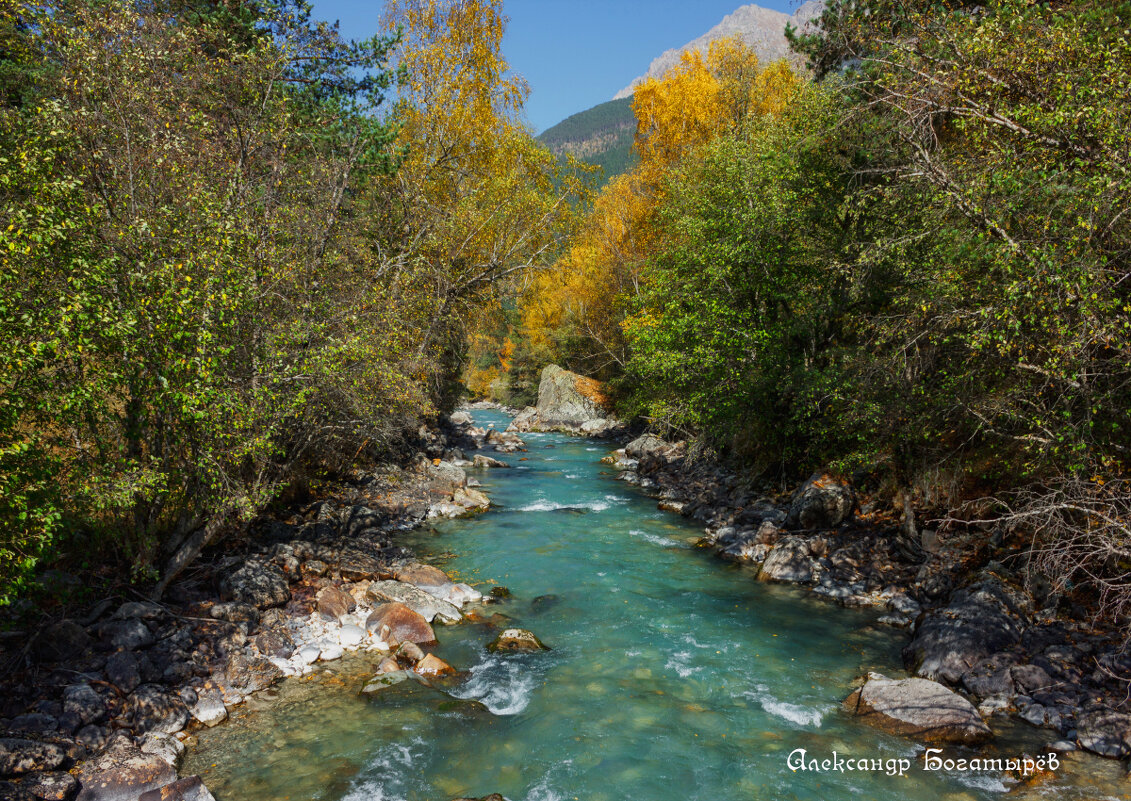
[
  {"x1": 297, "y1": 645, "x2": 321, "y2": 665},
  {"x1": 339, "y1": 624, "x2": 365, "y2": 647},
  {"x1": 189, "y1": 687, "x2": 228, "y2": 728},
  {"x1": 319, "y1": 644, "x2": 344, "y2": 661}
]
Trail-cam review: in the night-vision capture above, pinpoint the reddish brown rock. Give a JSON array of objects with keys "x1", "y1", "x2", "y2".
[
  {"x1": 394, "y1": 564, "x2": 449, "y2": 588},
  {"x1": 315, "y1": 586, "x2": 355, "y2": 622},
  {"x1": 415, "y1": 654, "x2": 456, "y2": 678},
  {"x1": 365, "y1": 603, "x2": 436, "y2": 645}
]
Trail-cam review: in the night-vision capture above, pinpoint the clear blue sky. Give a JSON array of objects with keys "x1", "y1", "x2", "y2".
[{"x1": 308, "y1": 0, "x2": 802, "y2": 134}]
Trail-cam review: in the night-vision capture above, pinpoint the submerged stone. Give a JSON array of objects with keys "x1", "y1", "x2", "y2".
[{"x1": 487, "y1": 628, "x2": 548, "y2": 653}]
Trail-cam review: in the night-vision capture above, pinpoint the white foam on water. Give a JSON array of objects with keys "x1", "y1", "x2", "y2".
[
  {"x1": 744, "y1": 685, "x2": 826, "y2": 728},
  {"x1": 629, "y1": 529, "x2": 689, "y2": 549},
  {"x1": 449, "y1": 653, "x2": 541, "y2": 716},
  {"x1": 341, "y1": 739, "x2": 426, "y2": 801},
  {"x1": 516, "y1": 499, "x2": 611, "y2": 512},
  {"x1": 954, "y1": 773, "x2": 1009, "y2": 793},
  {"x1": 665, "y1": 650, "x2": 698, "y2": 678}
]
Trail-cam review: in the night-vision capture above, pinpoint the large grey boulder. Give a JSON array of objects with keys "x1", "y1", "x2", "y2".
[
  {"x1": 624, "y1": 435, "x2": 671, "y2": 460},
  {"x1": 787, "y1": 473, "x2": 855, "y2": 529},
  {"x1": 219, "y1": 562, "x2": 290, "y2": 609},
  {"x1": 904, "y1": 578, "x2": 1029, "y2": 684},
  {"x1": 0, "y1": 739, "x2": 66, "y2": 776},
  {"x1": 75, "y1": 740, "x2": 177, "y2": 801},
  {"x1": 757, "y1": 536, "x2": 815, "y2": 584},
  {"x1": 1077, "y1": 708, "x2": 1131, "y2": 758},
  {"x1": 534, "y1": 365, "x2": 606, "y2": 427},
  {"x1": 507, "y1": 365, "x2": 618, "y2": 435},
  {"x1": 845, "y1": 672, "x2": 992, "y2": 744},
  {"x1": 366, "y1": 581, "x2": 461, "y2": 624}
]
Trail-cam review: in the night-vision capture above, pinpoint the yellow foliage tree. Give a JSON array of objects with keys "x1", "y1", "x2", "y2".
[
  {"x1": 515, "y1": 38, "x2": 800, "y2": 380},
  {"x1": 381, "y1": 0, "x2": 584, "y2": 361}
]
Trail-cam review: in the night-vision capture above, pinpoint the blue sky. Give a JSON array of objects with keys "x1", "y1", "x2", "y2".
[{"x1": 308, "y1": 0, "x2": 802, "y2": 133}]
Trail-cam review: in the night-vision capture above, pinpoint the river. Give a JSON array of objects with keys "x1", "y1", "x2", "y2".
[{"x1": 183, "y1": 409, "x2": 1125, "y2": 800}]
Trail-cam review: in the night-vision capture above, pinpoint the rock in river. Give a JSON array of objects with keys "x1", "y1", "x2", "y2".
[
  {"x1": 75, "y1": 739, "x2": 177, "y2": 801},
  {"x1": 365, "y1": 602, "x2": 437, "y2": 645},
  {"x1": 137, "y1": 775, "x2": 217, "y2": 801},
  {"x1": 845, "y1": 672, "x2": 992, "y2": 744},
  {"x1": 366, "y1": 581, "x2": 461, "y2": 624},
  {"x1": 487, "y1": 628, "x2": 548, "y2": 653},
  {"x1": 414, "y1": 654, "x2": 456, "y2": 678},
  {"x1": 394, "y1": 563, "x2": 450, "y2": 588}
]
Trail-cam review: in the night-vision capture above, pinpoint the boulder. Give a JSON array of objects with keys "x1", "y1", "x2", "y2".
[
  {"x1": 96, "y1": 619, "x2": 154, "y2": 652},
  {"x1": 19, "y1": 770, "x2": 78, "y2": 800},
  {"x1": 787, "y1": 473, "x2": 855, "y2": 530},
  {"x1": 472, "y1": 455, "x2": 509, "y2": 469},
  {"x1": 624, "y1": 435, "x2": 671, "y2": 461},
  {"x1": 208, "y1": 602, "x2": 259, "y2": 625},
  {"x1": 365, "y1": 603, "x2": 436, "y2": 645},
  {"x1": 961, "y1": 653, "x2": 1019, "y2": 699},
  {"x1": 421, "y1": 460, "x2": 467, "y2": 492},
  {"x1": 63, "y1": 684, "x2": 106, "y2": 728},
  {"x1": 138, "y1": 733, "x2": 184, "y2": 768},
  {"x1": 414, "y1": 654, "x2": 456, "y2": 678},
  {"x1": 366, "y1": 581, "x2": 461, "y2": 624},
  {"x1": 394, "y1": 642, "x2": 425, "y2": 666},
  {"x1": 904, "y1": 578, "x2": 1029, "y2": 684},
  {"x1": 845, "y1": 672, "x2": 992, "y2": 744},
  {"x1": 579, "y1": 418, "x2": 624, "y2": 437},
  {"x1": 0, "y1": 780, "x2": 35, "y2": 800},
  {"x1": 30, "y1": 621, "x2": 92, "y2": 664},
  {"x1": 137, "y1": 776, "x2": 217, "y2": 801},
  {"x1": 507, "y1": 407, "x2": 538, "y2": 433},
  {"x1": 336, "y1": 550, "x2": 388, "y2": 582},
  {"x1": 507, "y1": 366, "x2": 613, "y2": 434},
  {"x1": 252, "y1": 627, "x2": 294, "y2": 660},
  {"x1": 427, "y1": 582, "x2": 482, "y2": 607},
  {"x1": 453, "y1": 488, "x2": 490, "y2": 512},
  {"x1": 104, "y1": 652, "x2": 141, "y2": 694},
  {"x1": 394, "y1": 564, "x2": 449, "y2": 588},
  {"x1": 219, "y1": 563, "x2": 290, "y2": 609},
  {"x1": 758, "y1": 536, "x2": 816, "y2": 584},
  {"x1": 534, "y1": 365, "x2": 607, "y2": 426},
  {"x1": 187, "y1": 685, "x2": 227, "y2": 728},
  {"x1": 487, "y1": 628, "x2": 548, "y2": 653},
  {"x1": 449, "y1": 411, "x2": 473, "y2": 426},
  {"x1": 315, "y1": 587, "x2": 355, "y2": 622},
  {"x1": 126, "y1": 686, "x2": 188, "y2": 736},
  {"x1": 75, "y1": 740, "x2": 177, "y2": 801},
  {"x1": 1077, "y1": 708, "x2": 1131, "y2": 758},
  {"x1": 0, "y1": 739, "x2": 66, "y2": 777},
  {"x1": 360, "y1": 671, "x2": 410, "y2": 694},
  {"x1": 221, "y1": 652, "x2": 283, "y2": 697}
]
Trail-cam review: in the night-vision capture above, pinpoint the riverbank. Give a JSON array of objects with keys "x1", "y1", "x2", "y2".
[
  {"x1": 606, "y1": 433, "x2": 1131, "y2": 767},
  {"x1": 0, "y1": 419, "x2": 515, "y2": 800}
]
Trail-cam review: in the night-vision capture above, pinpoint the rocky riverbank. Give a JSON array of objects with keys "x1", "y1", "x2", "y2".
[
  {"x1": 0, "y1": 418, "x2": 523, "y2": 801},
  {"x1": 605, "y1": 433, "x2": 1131, "y2": 767}
]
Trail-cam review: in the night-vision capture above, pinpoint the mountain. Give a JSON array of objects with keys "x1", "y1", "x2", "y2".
[
  {"x1": 537, "y1": 2, "x2": 825, "y2": 186},
  {"x1": 537, "y1": 97, "x2": 637, "y2": 186},
  {"x1": 613, "y1": 1, "x2": 824, "y2": 100}
]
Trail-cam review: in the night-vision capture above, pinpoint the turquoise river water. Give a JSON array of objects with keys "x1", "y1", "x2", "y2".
[{"x1": 184, "y1": 410, "x2": 1127, "y2": 801}]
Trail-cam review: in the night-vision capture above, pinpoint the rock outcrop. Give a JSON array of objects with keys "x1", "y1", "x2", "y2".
[
  {"x1": 845, "y1": 672, "x2": 992, "y2": 744},
  {"x1": 507, "y1": 365, "x2": 623, "y2": 437}
]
